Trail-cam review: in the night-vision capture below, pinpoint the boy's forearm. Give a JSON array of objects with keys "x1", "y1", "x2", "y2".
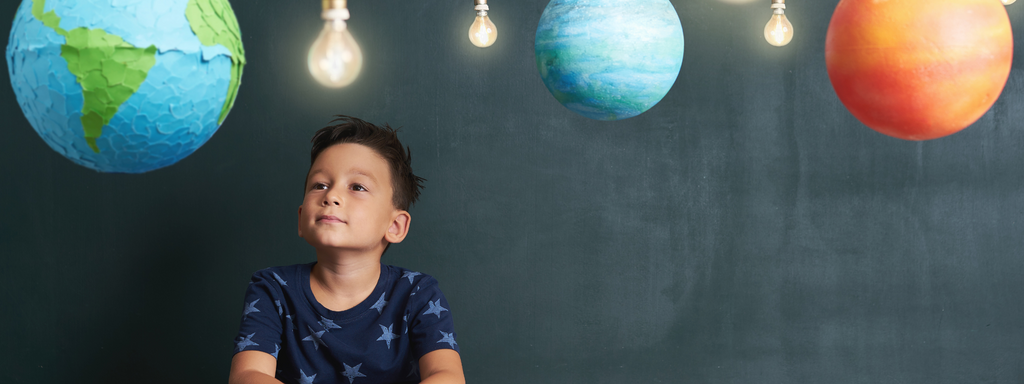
[
  {"x1": 228, "y1": 371, "x2": 285, "y2": 384},
  {"x1": 418, "y1": 349, "x2": 464, "y2": 384}
]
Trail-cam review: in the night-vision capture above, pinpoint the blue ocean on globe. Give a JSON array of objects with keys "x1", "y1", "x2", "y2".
[
  {"x1": 535, "y1": 0, "x2": 684, "y2": 121},
  {"x1": 6, "y1": 0, "x2": 245, "y2": 173}
]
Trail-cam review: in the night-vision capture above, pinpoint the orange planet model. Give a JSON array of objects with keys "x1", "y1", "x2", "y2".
[{"x1": 825, "y1": 0, "x2": 1013, "y2": 140}]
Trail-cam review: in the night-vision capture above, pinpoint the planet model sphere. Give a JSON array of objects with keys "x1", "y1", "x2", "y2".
[
  {"x1": 7, "y1": 0, "x2": 246, "y2": 173},
  {"x1": 825, "y1": 0, "x2": 1011, "y2": 141},
  {"x1": 535, "y1": 0, "x2": 684, "y2": 121}
]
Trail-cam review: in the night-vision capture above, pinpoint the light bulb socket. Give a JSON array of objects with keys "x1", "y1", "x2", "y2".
[
  {"x1": 323, "y1": 0, "x2": 347, "y2": 10},
  {"x1": 770, "y1": 0, "x2": 786, "y2": 9},
  {"x1": 475, "y1": 0, "x2": 489, "y2": 11}
]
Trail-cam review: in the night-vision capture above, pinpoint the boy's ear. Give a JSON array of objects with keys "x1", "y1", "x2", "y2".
[
  {"x1": 297, "y1": 206, "x2": 303, "y2": 237},
  {"x1": 384, "y1": 210, "x2": 411, "y2": 244}
]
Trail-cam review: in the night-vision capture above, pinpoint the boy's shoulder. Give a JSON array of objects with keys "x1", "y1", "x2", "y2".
[{"x1": 383, "y1": 264, "x2": 442, "y2": 290}]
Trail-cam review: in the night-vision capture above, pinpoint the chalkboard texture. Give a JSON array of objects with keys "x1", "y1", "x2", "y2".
[{"x1": 2, "y1": 1, "x2": 1023, "y2": 383}]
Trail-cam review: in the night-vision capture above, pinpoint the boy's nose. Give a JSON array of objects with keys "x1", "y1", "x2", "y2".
[{"x1": 322, "y1": 194, "x2": 342, "y2": 206}]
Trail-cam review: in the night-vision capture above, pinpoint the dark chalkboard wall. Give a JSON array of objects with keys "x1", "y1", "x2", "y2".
[{"x1": 2, "y1": 1, "x2": 1023, "y2": 383}]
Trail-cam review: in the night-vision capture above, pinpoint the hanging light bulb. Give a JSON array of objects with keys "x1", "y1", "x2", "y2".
[
  {"x1": 308, "y1": 0, "x2": 363, "y2": 88},
  {"x1": 1002, "y1": 0, "x2": 1015, "y2": 5},
  {"x1": 764, "y1": 0, "x2": 794, "y2": 47},
  {"x1": 468, "y1": 0, "x2": 497, "y2": 48}
]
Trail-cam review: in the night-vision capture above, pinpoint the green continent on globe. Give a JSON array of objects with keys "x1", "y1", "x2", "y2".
[
  {"x1": 32, "y1": 0, "x2": 157, "y2": 153},
  {"x1": 186, "y1": 0, "x2": 246, "y2": 125}
]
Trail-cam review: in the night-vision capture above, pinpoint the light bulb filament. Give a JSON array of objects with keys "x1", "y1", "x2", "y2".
[
  {"x1": 320, "y1": 48, "x2": 349, "y2": 81},
  {"x1": 473, "y1": 16, "x2": 493, "y2": 45}
]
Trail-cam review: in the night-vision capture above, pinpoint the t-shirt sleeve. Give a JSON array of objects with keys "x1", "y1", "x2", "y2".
[
  {"x1": 232, "y1": 269, "x2": 285, "y2": 358},
  {"x1": 407, "y1": 276, "x2": 460, "y2": 359}
]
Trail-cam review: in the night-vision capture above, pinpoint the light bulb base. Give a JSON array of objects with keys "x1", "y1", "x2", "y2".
[{"x1": 323, "y1": 0, "x2": 347, "y2": 10}]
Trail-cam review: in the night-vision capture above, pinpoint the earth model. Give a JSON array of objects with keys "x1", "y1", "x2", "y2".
[
  {"x1": 535, "y1": 0, "x2": 684, "y2": 121},
  {"x1": 7, "y1": 0, "x2": 245, "y2": 173}
]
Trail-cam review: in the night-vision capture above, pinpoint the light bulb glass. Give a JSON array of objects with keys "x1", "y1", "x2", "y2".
[
  {"x1": 764, "y1": 11, "x2": 794, "y2": 47},
  {"x1": 308, "y1": 19, "x2": 363, "y2": 88},
  {"x1": 1002, "y1": 0, "x2": 1015, "y2": 5},
  {"x1": 469, "y1": 14, "x2": 497, "y2": 48}
]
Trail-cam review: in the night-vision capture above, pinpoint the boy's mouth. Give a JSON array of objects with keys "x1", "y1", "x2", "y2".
[{"x1": 317, "y1": 215, "x2": 346, "y2": 223}]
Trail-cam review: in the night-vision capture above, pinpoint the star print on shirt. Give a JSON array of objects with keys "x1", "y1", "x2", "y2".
[
  {"x1": 422, "y1": 299, "x2": 448, "y2": 318},
  {"x1": 297, "y1": 369, "x2": 316, "y2": 384},
  {"x1": 342, "y1": 362, "x2": 367, "y2": 384},
  {"x1": 302, "y1": 326, "x2": 328, "y2": 350},
  {"x1": 275, "y1": 300, "x2": 283, "y2": 316},
  {"x1": 370, "y1": 293, "x2": 387, "y2": 314},
  {"x1": 319, "y1": 316, "x2": 341, "y2": 331},
  {"x1": 403, "y1": 315, "x2": 408, "y2": 334},
  {"x1": 402, "y1": 271, "x2": 421, "y2": 284},
  {"x1": 272, "y1": 272, "x2": 288, "y2": 286},
  {"x1": 243, "y1": 299, "x2": 260, "y2": 319},
  {"x1": 272, "y1": 344, "x2": 280, "y2": 359},
  {"x1": 436, "y1": 331, "x2": 457, "y2": 348},
  {"x1": 411, "y1": 285, "x2": 421, "y2": 296},
  {"x1": 376, "y1": 323, "x2": 399, "y2": 349},
  {"x1": 236, "y1": 332, "x2": 259, "y2": 351}
]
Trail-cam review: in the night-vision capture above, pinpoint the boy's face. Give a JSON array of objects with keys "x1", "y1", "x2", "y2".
[{"x1": 298, "y1": 143, "x2": 409, "y2": 254}]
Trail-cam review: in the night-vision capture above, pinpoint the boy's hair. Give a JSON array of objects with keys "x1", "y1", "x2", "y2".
[{"x1": 308, "y1": 115, "x2": 425, "y2": 211}]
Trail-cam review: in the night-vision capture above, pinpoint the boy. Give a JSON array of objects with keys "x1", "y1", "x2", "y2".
[{"x1": 229, "y1": 116, "x2": 464, "y2": 384}]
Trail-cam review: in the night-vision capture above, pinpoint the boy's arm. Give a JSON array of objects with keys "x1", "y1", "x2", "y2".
[
  {"x1": 228, "y1": 351, "x2": 283, "y2": 384},
  {"x1": 419, "y1": 349, "x2": 465, "y2": 384}
]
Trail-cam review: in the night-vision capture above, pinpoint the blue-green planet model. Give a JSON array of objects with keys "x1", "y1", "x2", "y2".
[{"x1": 535, "y1": 0, "x2": 684, "y2": 121}]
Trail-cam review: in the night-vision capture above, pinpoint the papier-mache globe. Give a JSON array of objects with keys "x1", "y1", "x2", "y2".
[
  {"x1": 825, "y1": 0, "x2": 1011, "y2": 141},
  {"x1": 535, "y1": 0, "x2": 684, "y2": 121},
  {"x1": 6, "y1": 0, "x2": 246, "y2": 173}
]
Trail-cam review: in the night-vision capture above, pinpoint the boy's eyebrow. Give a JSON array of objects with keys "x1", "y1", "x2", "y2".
[
  {"x1": 306, "y1": 169, "x2": 326, "y2": 183},
  {"x1": 350, "y1": 169, "x2": 378, "y2": 183},
  {"x1": 306, "y1": 168, "x2": 379, "y2": 183}
]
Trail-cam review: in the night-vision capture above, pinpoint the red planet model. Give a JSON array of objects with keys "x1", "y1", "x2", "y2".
[{"x1": 825, "y1": 0, "x2": 1013, "y2": 141}]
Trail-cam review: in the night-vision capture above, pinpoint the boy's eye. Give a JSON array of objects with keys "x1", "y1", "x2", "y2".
[
  {"x1": 311, "y1": 182, "x2": 328, "y2": 190},
  {"x1": 351, "y1": 184, "x2": 367, "y2": 192}
]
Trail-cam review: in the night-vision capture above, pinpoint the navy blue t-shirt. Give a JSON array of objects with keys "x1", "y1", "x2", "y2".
[{"x1": 233, "y1": 263, "x2": 459, "y2": 384}]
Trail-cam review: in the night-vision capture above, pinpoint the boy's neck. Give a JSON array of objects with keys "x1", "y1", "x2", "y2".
[{"x1": 310, "y1": 251, "x2": 383, "y2": 312}]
